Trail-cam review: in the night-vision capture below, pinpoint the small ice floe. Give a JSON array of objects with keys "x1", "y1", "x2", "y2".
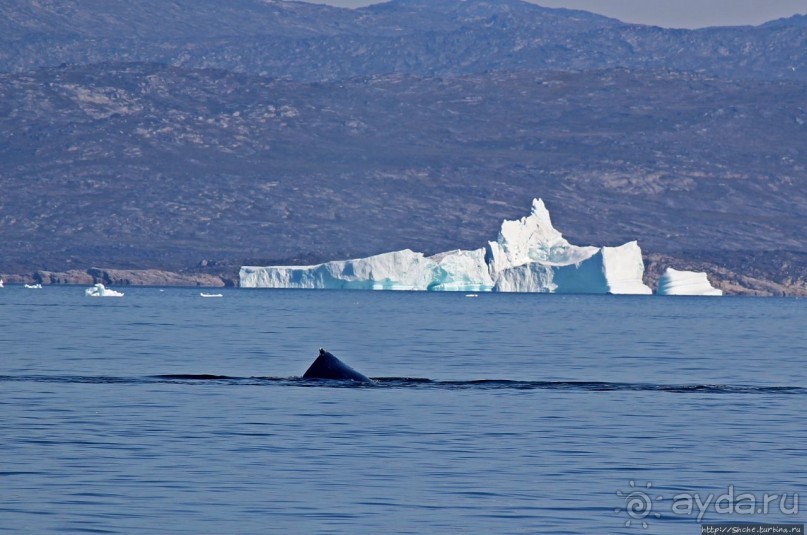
[
  {"x1": 656, "y1": 268, "x2": 723, "y2": 296},
  {"x1": 85, "y1": 283, "x2": 124, "y2": 297},
  {"x1": 24, "y1": 283, "x2": 42, "y2": 289},
  {"x1": 200, "y1": 293, "x2": 224, "y2": 298}
]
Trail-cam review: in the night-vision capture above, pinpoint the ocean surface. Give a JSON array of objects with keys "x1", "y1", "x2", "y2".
[{"x1": 1, "y1": 286, "x2": 805, "y2": 534}]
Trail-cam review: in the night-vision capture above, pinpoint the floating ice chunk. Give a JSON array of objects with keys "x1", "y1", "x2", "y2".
[
  {"x1": 240, "y1": 249, "x2": 438, "y2": 290},
  {"x1": 657, "y1": 268, "x2": 723, "y2": 296},
  {"x1": 85, "y1": 283, "x2": 124, "y2": 297},
  {"x1": 600, "y1": 242, "x2": 653, "y2": 295}
]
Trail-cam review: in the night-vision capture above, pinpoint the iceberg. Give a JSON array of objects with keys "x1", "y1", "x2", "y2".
[
  {"x1": 85, "y1": 283, "x2": 124, "y2": 297},
  {"x1": 657, "y1": 268, "x2": 723, "y2": 296},
  {"x1": 240, "y1": 249, "x2": 440, "y2": 291},
  {"x1": 240, "y1": 198, "x2": 653, "y2": 295}
]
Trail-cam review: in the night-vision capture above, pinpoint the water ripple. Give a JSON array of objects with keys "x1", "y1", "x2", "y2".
[{"x1": 0, "y1": 374, "x2": 803, "y2": 394}]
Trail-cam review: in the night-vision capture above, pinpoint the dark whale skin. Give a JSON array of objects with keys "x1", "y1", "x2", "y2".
[{"x1": 303, "y1": 349, "x2": 373, "y2": 383}]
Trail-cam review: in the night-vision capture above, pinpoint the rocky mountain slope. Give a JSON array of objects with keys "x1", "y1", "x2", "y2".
[
  {"x1": 1, "y1": 0, "x2": 805, "y2": 293},
  {"x1": 1, "y1": 0, "x2": 805, "y2": 81}
]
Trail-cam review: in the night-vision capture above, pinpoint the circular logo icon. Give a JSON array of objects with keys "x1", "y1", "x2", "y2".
[{"x1": 615, "y1": 481, "x2": 663, "y2": 529}]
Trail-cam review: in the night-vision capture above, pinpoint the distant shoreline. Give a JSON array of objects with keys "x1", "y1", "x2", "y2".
[
  {"x1": 0, "y1": 268, "x2": 236, "y2": 289},
  {"x1": 1, "y1": 260, "x2": 805, "y2": 296}
]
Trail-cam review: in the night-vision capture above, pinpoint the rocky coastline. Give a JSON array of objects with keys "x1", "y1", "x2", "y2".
[
  {"x1": 1, "y1": 268, "x2": 235, "y2": 288},
  {"x1": 2, "y1": 255, "x2": 806, "y2": 296}
]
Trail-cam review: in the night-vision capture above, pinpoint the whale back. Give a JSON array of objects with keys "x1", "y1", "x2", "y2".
[{"x1": 303, "y1": 349, "x2": 372, "y2": 383}]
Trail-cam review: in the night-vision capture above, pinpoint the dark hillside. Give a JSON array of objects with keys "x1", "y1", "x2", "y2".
[
  {"x1": 0, "y1": 0, "x2": 804, "y2": 81},
  {"x1": 1, "y1": 1, "x2": 805, "y2": 293}
]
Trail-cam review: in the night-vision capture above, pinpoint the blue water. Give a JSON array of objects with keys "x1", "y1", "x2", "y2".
[{"x1": 1, "y1": 286, "x2": 805, "y2": 534}]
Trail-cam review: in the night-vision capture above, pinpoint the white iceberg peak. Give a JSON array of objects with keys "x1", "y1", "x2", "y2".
[
  {"x1": 486, "y1": 198, "x2": 573, "y2": 273},
  {"x1": 504, "y1": 198, "x2": 566, "y2": 252}
]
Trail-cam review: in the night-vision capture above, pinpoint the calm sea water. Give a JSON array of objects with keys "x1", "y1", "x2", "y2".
[{"x1": 1, "y1": 286, "x2": 805, "y2": 534}]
